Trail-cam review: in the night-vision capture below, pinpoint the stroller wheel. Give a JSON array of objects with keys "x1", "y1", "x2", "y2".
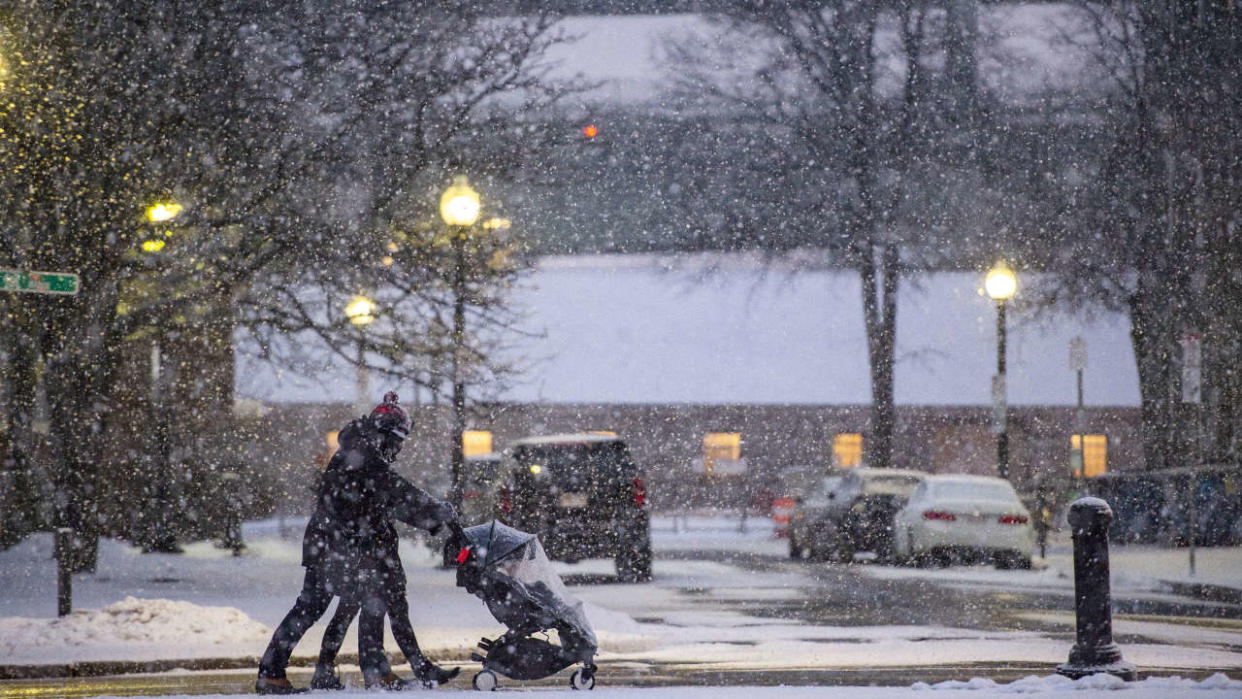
[
  {"x1": 472, "y1": 670, "x2": 498, "y2": 691},
  {"x1": 570, "y1": 668, "x2": 595, "y2": 691}
]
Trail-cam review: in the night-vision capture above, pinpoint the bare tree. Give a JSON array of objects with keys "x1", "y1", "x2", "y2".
[
  {"x1": 1033, "y1": 2, "x2": 1242, "y2": 471},
  {"x1": 665, "y1": 0, "x2": 979, "y2": 469},
  {"x1": 0, "y1": 0, "x2": 570, "y2": 555}
]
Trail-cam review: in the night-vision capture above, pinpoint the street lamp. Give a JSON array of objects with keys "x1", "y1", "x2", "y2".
[
  {"x1": 146, "y1": 202, "x2": 183, "y2": 223},
  {"x1": 440, "y1": 176, "x2": 481, "y2": 507},
  {"x1": 345, "y1": 294, "x2": 375, "y2": 416},
  {"x1": 440, "y1": 175, "x2": 481, "y2": 227},
  {"x1": 986, "y1": 261, "x2": 1017, "y2": 480},
  {"x1": 141, "y1": 202, "x2": 184, "y2": 253},
  {"x1": 140, "y1": 200, "x2": 184, "y2": 553}
]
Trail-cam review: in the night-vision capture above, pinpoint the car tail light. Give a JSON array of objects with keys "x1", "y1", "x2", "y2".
[
  {"x1": 464, "y1": 489, "x2": 482, "y2": 500},
  {"x1": 999, "y1": 514, "x2": 1029, "y2": 525},
  {"x1": 633, "y1": 477, "x2": 647, "y2": 508},
  {"x1": 499, "y1": 486, "x2": 511, "y2": 514},
  {"x1": 922, "y1": 510, "x2": 956, "y2": 521}
]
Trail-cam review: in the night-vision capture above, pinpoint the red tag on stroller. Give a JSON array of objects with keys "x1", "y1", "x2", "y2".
[{"x1": 456, "y1": 547, "x2": 471, "y2": 564}]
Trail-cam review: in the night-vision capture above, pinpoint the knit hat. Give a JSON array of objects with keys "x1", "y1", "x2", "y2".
[{"x1": 369, "y1": 391, "x2": 411, "y2": 441}]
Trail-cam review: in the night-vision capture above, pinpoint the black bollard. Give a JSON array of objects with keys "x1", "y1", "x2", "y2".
[
  {"x1": 1056, "y1": 497, "x2": 1136, "y2": 681},
  {"x1": 55, "y1": 527, "x2": 73, "y2": 617}
]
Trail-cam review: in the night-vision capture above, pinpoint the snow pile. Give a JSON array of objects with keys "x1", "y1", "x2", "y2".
[
  {"x1": 0, "y1": 597, "x2": 270, "y2": 663},
  {"x1": 912, "y1": 672, "x2": 1241, "y2": 693}
]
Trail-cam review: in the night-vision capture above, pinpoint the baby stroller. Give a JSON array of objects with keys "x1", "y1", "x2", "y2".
[{"x1": 449, "y1": 520, "x2": 599, "y2": 691}]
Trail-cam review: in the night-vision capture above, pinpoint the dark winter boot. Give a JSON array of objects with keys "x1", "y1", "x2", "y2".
[
  {"x1": 364, "y1": 672, "x2": 419, "y2": 691},
  {"x1": 309, "y1": 664, "x2": 344, "y2": 691},
  {"x1": 413, "y1": 661, "x2": 461, "y2": 688},
  {"x1": 254, "y1": 676, "x2": 308, "y2": 695}
]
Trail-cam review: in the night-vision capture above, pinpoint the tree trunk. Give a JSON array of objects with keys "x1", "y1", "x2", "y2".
[
  {"x1": 861, "y1": 242, "x2": 899, "y2": 470},
  {"x1": 1, "y1": 322, "x2": 44, "y2": 546},
  {"x1": 1128, "y1": 286, "x2": 1181, "y2": 473}
]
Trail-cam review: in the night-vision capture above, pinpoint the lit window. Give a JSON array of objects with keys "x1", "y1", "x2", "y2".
[
  {"x1": 1071, "y1": 434, "x2": 1108, "y2": 478},
  {"x1": 833, "y1": 433, "x2": 863, "y2": 468},
  {"x1": 703, "y1": 432, "x2": 741, "y2": 473},
  {"x1": 463, "y1": 430, "x2": 493, "y2": 457}
]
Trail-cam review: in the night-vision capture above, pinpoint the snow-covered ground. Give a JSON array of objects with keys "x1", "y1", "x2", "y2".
[
  {"x1": 27, "y1": 674, "x2": 1241, "y2": 699},
  {"x1": 1048, "y1": 543, "x2": 1242, "y2": 591},
  {"x1": 852, "y1": 529, "x2": 1242, "y2": 600},
  {"x1": 1, "y1": 516, "x2": 1240, "y2": 697}
]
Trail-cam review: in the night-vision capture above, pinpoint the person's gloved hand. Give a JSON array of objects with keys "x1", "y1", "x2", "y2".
[
  {"x1": 446, "y1": 519, "x2": 465, "y2": 539},
  {"x1": 426, "y1": 505, "x2": 459, "y2": 537}
]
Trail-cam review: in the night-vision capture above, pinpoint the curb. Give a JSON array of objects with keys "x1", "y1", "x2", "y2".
[
  {"x1": 0, "y1": 648, "x2": 476, "y2": 682},
  {"x1": 1162, "y1": 579, "x2": 1242, "y2": 606}
]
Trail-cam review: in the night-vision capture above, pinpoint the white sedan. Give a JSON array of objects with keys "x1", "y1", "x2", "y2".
[{"x1": 892, "y1": 474, "x2": 1034, "y2": 569}]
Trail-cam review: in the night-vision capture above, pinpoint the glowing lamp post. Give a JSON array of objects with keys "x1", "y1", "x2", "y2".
[
  {"x1": 140, "y1": 200, "x2": 184, "y2": 553},
  {"x1": 440, "y1": 176, "x2": 481, "y2": 506},
  {"x1": 345, "y1": 295, "x2": 375, "y2": 415},
  {"x1": 986, "y1": 262, "x2": 1017, "y2": 480},
  {"x1": 439, "y1": 175, "x2": 481, "y2": 228},
  {"x1": 142, "y1": 202, "x2": 183, "y2": 253}
]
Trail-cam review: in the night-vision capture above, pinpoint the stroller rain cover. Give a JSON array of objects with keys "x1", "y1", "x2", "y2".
[{"x1": 458, "y1": 521, "x2": 598, "y2": 662}]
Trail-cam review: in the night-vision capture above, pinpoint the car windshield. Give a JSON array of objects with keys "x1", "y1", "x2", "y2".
[
  {"x1": 930, "y1": 481, "x2": 1018, "y2": 502},
  {"x1": 861, "y1": 475, "x2": 922, "y2": 496}
]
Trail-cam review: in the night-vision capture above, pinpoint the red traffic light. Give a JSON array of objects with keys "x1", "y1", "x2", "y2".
[{"x1": 583, "y1": 124, "x2": 598, "y2": 139}]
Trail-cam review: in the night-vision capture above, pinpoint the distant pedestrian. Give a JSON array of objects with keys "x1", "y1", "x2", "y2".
[{"x1": 1033, "y1": 480, "x2": 1052, "y2": 559}]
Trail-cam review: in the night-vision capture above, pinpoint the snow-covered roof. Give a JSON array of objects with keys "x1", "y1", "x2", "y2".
[
  {"x1": 847, "y1": 468, "x2": 928, "y2": 480},
  {"x1": 235, "y1": 254, "x2": 1140, "y2": 407},
  {"x1": 507, "y1": 433, "x2": 624, "y2": 448},
  {"x1": 922, "y1": 473, "x2": 1015, "y2": 485}
]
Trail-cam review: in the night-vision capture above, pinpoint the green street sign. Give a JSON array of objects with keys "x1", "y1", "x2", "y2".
[{"x1": 0, "y1": 268, "x2": 80, "y2": 296}]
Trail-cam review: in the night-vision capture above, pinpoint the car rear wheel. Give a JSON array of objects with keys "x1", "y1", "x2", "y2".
[
  {"x1": 835, "y1": 537, "x2": 855, "y2": 564},
  {"x1": 616, "y1": 518, "x2": 653, "y2": 583},
  {"x1": 994, "y1": 550, "x2": 1032, "y2": 570}
]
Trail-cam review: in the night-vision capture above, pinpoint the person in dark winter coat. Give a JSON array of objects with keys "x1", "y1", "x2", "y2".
[
  {"x1": 256, "y1": 393, "x2": 456, "y2": 694},
  {"x1": 310, "y1": 515, "x2": 459, "y2": 691},
  {"x1": 308, "y1": 401, "x2": 462, "y2": 690}
]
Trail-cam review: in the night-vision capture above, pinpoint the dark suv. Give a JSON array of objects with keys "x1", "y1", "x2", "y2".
[{"x1": 504, "y1": 433, "x2": 652, "y2": 582}]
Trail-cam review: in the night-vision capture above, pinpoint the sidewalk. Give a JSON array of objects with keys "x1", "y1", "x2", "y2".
[{"x1": 1040, "y1": 532, "x2": 1242, "y2": 600}]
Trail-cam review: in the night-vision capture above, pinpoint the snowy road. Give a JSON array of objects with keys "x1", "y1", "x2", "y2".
[{"x1": 1, "y1": 516, "x2": 1240, "y2": 697}]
